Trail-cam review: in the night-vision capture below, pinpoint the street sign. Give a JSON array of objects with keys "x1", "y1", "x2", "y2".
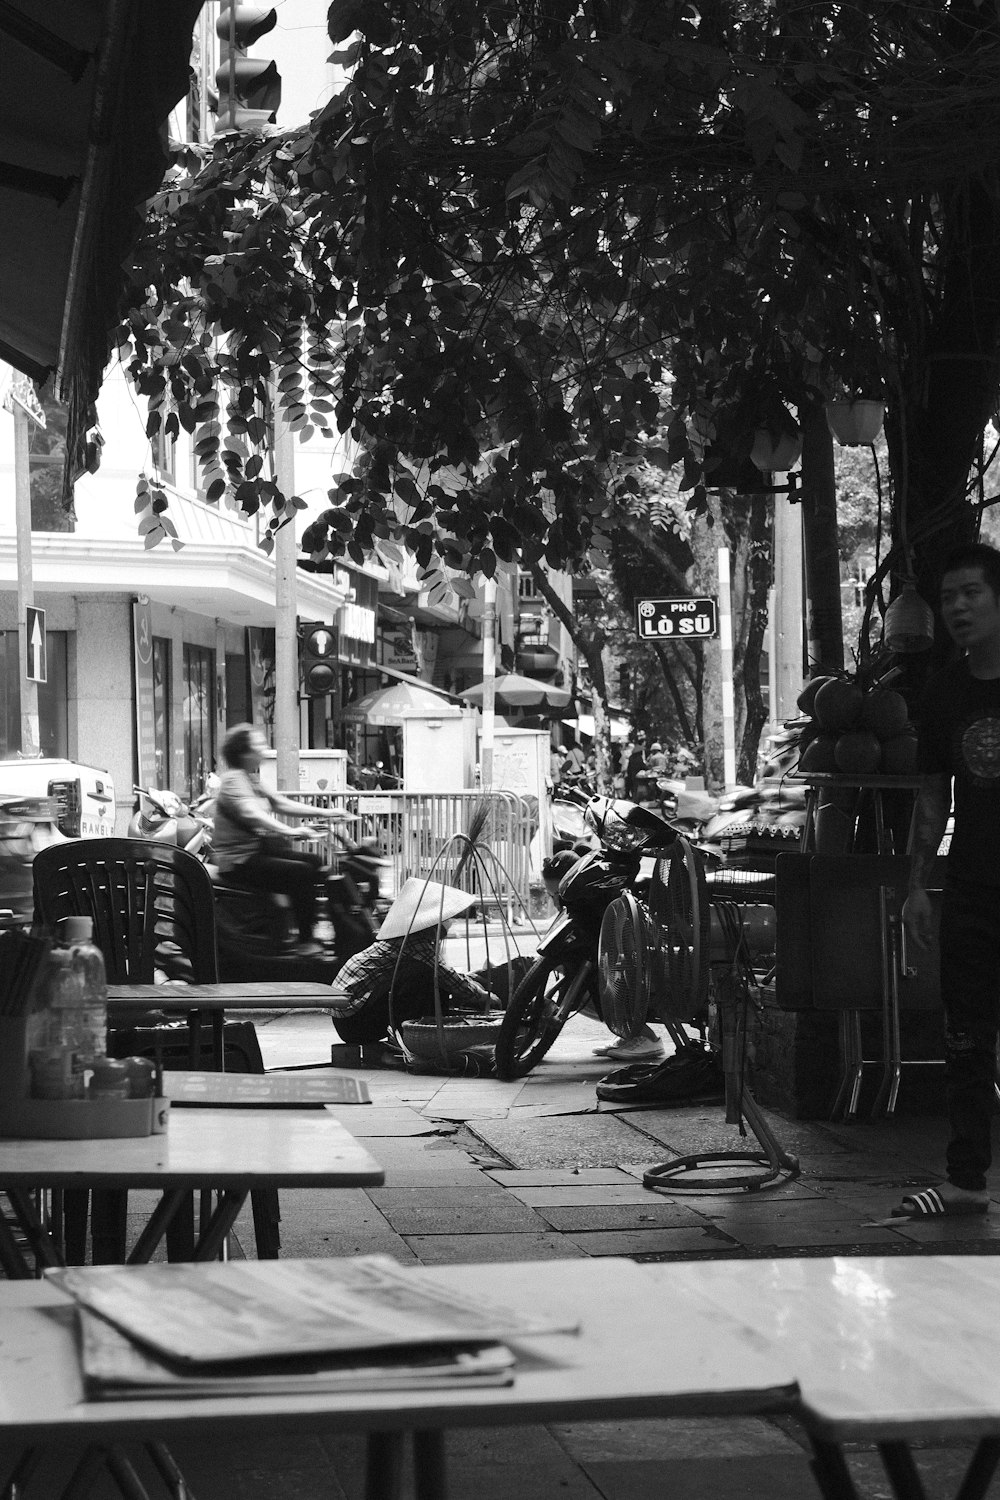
[
  {"x1": 25, "y1": 606, "x2": 46, "y2": 682},
  {"x1": 635, "y1": 597, "x2": 719, "y2": 641}
]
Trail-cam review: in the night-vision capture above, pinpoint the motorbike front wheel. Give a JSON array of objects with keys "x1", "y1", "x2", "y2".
[{"x1": 494, "y1": 954, "x2": 593, "y2": 1080}]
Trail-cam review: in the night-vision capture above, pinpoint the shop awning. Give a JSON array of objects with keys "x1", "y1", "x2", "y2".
[
  {"x1": 0, "y1": 2, "x2": 202, "y2": 485},
  {"x1": 563, "y1": 714, "x2": 631, "y2": 741}
]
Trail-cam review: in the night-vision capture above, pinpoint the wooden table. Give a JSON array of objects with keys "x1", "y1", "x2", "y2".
[
  {"x1": 107, "y1": 981, "x2": 346, "y2": 1070},
  {"x1": 0, "y1": 1109, "x2": 383, "y2": 1275},
  {"x1": 663, "y1": 1255, "x2": 1000, "y2": 1500},
  {"x1": 0, "y1": 1258, "x2": 798, "y2": 1500}
]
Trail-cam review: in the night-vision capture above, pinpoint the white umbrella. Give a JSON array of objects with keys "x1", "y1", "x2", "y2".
[
  {"x1": 460, "y1": 672, "x2": 571, "y2": 710},
  {"x1": 342, "y1": 682, "x2": 464, "y2": 724}
]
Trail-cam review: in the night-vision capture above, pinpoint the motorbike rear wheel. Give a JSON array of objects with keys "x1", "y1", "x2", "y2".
[{"x1": 494, "y1": 953, "x2": 593, "y2": 1080}]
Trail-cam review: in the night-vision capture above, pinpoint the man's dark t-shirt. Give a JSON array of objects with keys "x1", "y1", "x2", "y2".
[{"x1": 918, "y1": 660, "x2": 1000, "y2": 887}]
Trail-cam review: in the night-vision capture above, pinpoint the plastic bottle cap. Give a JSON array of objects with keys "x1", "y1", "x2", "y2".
[{"x1": 59, "y1": 916, "x2": 94, "y2": 943}]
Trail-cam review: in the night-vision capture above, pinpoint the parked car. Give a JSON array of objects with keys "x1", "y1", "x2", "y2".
[{"x1": 0, "y1": 758, "x2": 116, "y2": 924}]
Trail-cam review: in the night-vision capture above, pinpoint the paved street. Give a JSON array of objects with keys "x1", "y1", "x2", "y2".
[{"x1": 108, "y1": 1004, "x2": 1000, "y2": 1500}]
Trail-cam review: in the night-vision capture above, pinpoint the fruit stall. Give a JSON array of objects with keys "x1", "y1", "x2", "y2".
[{"x1": 744, "y1": 671, "x2": 944, "y2": 1121}]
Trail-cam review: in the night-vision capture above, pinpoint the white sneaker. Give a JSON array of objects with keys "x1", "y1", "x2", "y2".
[{"x1": 593, "y1": 1032, "x2": 666, "y2": 1063}]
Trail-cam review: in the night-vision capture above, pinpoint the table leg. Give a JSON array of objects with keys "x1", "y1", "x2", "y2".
[
  {"x1": 830, "y1": 1012, "x2": 864, "y2": 1121},
  {"x1": 127, "y1": 1190, "x2": 190, "y2": 1264},
  {"x1": 0, "y1": 1199, "x2": 33, "y2": 1279},
  {"x1": 59, "y1": 1445, "x2": 113, "y2": 1499},
  {"x1": 365, "y1": 1432, "x2": 406, "y2": 1500},
  {"x1": 190, "y1": 1190, "x2": 248, "y2": 1261},
  {"x1": 5, "y1": 1190, "x2": 63, "y2": 1272},
  {"x1": 212, "y1": 1012, "x2": 225, "y2": 1072},
  {"x1": 185, "y1": 1009, "x2": 202, "y2": 1068},
  {"x1": 146, "y1": 1438, "x2": 200, "y2": 1500},
  {"x1": 808, "y1": 1435, "x2": 862, "y2": 1500},
  {"x1": 413, "y1": 1430, "x2": 448, "y2": 1500},
  {"x1": 878, "y1": 1441, "x2": 929, "y2": 1500},
  {"x1": 956, "y1": 1437, "x2": 1000, "y2": 1500},
  {"x1": 103, "y1": 1446, "x2": 158, "y2": 1500},
  {"x1": 0, "y1": 1444, "x2": 43, "y2": 1498}
]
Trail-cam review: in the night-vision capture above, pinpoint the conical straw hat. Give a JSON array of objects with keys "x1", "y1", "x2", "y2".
[{"x1": 377, "y1": 878, "x2": 476, "y2": 941}]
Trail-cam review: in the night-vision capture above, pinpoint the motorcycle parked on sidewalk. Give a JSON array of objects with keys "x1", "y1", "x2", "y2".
[{"x1": 493, "y1": 795, "x2": 680, "y2": 1079}]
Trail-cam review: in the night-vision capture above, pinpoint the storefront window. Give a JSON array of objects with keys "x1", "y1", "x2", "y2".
[
  {"x1": 0, "y1": 630, "x2": 68, "y2": 757},
  {"x1": 182, "y1": 644, "x2": 215, "y2": 798},
  {"x1": 152, "y1": 637, "x2": 171, "y2": 787}
]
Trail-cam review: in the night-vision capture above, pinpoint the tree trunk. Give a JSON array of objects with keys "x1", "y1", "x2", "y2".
[
  {"x1": 530, "y1": 566, "x2": 613, "y2": 790},
  {"x1": 799, "y1": 401, "x2": 845, "y2": 674},
  {"x1": 889, "y1": 180, "x2": 1000, "y2": 662},
  {"x1": 727, "y1": 493, "x2": 772, "y2": 785}
]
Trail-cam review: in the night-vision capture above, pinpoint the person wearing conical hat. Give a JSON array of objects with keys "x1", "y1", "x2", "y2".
[{"x1": 332, "y1": 878, "x2": 493, "y2": 1045}]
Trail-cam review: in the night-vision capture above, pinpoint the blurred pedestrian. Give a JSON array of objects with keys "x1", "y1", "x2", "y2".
[
  {"x1": 647, "y1": 741, "x2": 668, "y2": 774},
  {"x1": 625, "y1": 733, "x2": 647, "y2": 800}
]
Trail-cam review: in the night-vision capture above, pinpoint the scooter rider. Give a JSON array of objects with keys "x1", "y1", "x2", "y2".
[{"x1": 213, "y1": 723, "x2": 347, "y2": 956}]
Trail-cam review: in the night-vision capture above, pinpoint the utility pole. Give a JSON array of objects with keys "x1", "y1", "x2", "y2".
[
  {"x1": 5, "y1": 374, "x2": 45, "y2": 756},
  {"x1": 273, "y1": 396, "x2": 299, "y2": 792},
  {"x1": 480, "y1": 577, "x2": 497, "y2": 788}
]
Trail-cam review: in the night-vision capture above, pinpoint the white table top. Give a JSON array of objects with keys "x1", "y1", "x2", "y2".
[
  {"x1": 163, "y1": 1070, "x2": 371, "y2": 1107},
  {"x1": 0, "y1": 1108, "x2": 383, "y2": 1190},
  {"x1": 0, "y1": 1259, "x2": 797, "y2": 1443},
  {"x1": 661, "y1": 1255, "x2": 1000, "y2": 1442},
  {"x1": 107, "y1": 982, "x2": 341, "y2": 1011}
]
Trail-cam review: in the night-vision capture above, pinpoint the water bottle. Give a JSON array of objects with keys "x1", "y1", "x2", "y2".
[
  {"x1": 29, "y1": 944, "x2": 86, "y2": 1099},
  {"x1": 58, "y1": 916, "x2": 108, "y2": 1067},
  {"x1": 30, "y1": 917, "x2": 109, "y2": 1098}
]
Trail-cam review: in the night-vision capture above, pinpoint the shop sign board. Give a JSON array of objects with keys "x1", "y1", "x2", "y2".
[
  {"x1": 635, "y1": 597, "x2": 719, "y2": 641},
  {"x1": 132, "y1": 599, "x2": 155, "y2": 786}
]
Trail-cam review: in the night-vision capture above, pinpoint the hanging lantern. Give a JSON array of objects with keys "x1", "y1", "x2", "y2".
[
  {"x1": 826, "y1": 399, "x2": 885, "y2": 447},
  {"x1": 883, "y1": 582, "x2": 935, "y2": 653},
  {"x1": 750, "y1": 425, "x2": 802, "y2": 472}
]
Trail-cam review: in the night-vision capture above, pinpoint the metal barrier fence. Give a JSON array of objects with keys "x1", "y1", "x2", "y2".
[{"x1": 282, "y1": 790, "x2": 540, "y2": 920}]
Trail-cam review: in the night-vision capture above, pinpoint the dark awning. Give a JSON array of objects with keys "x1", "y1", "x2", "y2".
[{"x1": 0, "y1": 1, "x2": 202, "y2": 478}]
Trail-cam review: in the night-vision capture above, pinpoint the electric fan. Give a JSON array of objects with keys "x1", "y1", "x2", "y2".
[
  {"x1": 597, "y1": 893, "x2": 651, "y2": 1039},
  {"x1": 597, "y1": 894, "x2": 695, "y2": 1050}
]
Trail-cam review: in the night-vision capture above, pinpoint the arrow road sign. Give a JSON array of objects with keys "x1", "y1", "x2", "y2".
[
  {"x1": 26, "y1": 605, "x2": 46, "y2": 682},
  {"x1": 635, "y1": 597, "x2": 719, "y2": 641}
]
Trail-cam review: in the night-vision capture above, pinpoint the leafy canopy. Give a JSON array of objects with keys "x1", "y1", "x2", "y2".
[{"x1": 118, "y1": 0, "x2": 1000, "y2": 577}]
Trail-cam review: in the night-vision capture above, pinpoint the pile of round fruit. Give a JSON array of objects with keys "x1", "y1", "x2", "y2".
[{"x1": 795, "y1": 675, "x2": 918, "y2": 776}]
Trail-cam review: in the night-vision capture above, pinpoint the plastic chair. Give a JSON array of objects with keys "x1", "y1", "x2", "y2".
[
  {"x1": 31, "y1": 838, "x2": 280, "y2": 1261},
  {"x1": 32, "y1": 837, "x2": 219, "y2": 986}
]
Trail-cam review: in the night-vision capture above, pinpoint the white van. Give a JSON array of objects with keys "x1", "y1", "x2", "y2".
[
  {"x1": 0, "y1": 758, "x2": 115, "y2": 838},
  {"x1": 0, "y1": 758, "x2": 116, "y2": 922}
]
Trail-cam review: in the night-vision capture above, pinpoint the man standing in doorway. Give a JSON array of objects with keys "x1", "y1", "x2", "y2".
[{"x1": 897, "y1": 543, "x2": 1000, "y2": 1219}]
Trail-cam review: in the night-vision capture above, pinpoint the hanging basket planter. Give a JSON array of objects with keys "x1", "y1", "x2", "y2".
[
  {"x1": 750, "y1": 426, "x2": 802, "y2": 472},
  {"x1": 826, "y1": 399, "x2": 885, "y2": 446},
  {"x1": 883, "y1": 582, "x2": 935, "y2": 653}
]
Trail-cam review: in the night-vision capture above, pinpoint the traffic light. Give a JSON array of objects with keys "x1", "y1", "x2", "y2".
[
  {"x1": 215, "y1": 4, "x2": 282, "y2": 134},
  {"x1": 301, "y1": 621, "x2": 337, "y2": 697}
]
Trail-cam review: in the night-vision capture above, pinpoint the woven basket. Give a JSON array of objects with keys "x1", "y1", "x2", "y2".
[{"x1": 399, "y1": 1010, "x2": 506, "y2": 1060}]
